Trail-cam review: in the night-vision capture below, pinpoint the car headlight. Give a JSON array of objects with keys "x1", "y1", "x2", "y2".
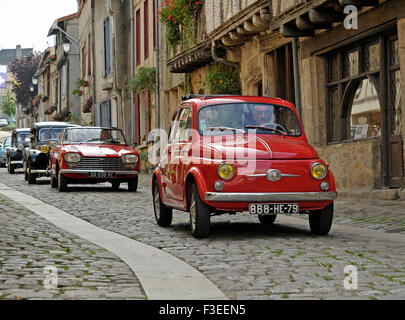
[
  {"x1": 122, "y1": 154, "x2": 139, "y2": 164},
  {"x1": 311, "y1": 162, "x2": 327, "y2": 180},
  {"x1": 64, "y1": 153, "x2": 82, "y2": 163},
  {"x1": 40, "y1": 145, "x2": 50, "y2": 154},
  {"x1": 18, "y1": 144, "x2": 25, "y2": 151},
  {"x1": 218, "y1": 163, "x2": 235, "y2": 180}
]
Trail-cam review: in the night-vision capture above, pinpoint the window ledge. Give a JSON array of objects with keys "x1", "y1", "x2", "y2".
[{"x1": 327, "y1": 136, "x2": 382, "y2": 146}]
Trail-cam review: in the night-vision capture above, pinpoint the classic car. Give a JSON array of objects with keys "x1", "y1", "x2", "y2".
[
  {"x1": 6, "y1": 128, "x2": 30, "y2": 174},
  {"x1": 49, "y1": 127, "x2": 140, "y2": 192},
  {"x1": 0, "y1": 137, "x2": 11, "y2": 167},
  {"x1": 23, "y1": 122, "x2": 80, "y2": 184},
  {"x1": 152, "y1": 95, "x2": 337, "y2": 238}
]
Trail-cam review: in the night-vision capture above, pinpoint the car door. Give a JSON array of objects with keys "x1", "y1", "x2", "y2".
[{"x1": 164, "y1": 107, "x2": 192, "y2": 202}]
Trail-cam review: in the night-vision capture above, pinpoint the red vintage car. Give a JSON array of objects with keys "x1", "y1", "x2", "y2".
[
  {"x1": 49, "y1": 127, "x2": 140, "y2": 192},
  {"x1": 152, "y1": 95, "x2": 337, "y2": 238}
]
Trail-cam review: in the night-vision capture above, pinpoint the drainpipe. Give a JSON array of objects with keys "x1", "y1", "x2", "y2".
[
  {"x1": 211, "y1": 40, "x2": 240, "y2": 71},
  {"x1": 91, "y1": 0, "x2": 96, "y2": 126},
  {"x1": 292, "y1": 37, "x2": 302, "y2": 118},
  {"x1": 155, "y1": 0, "x2": 160, "y2": 130},
  {"x1": 130, "y1": 0, "x2": 135, "y2": 144}
]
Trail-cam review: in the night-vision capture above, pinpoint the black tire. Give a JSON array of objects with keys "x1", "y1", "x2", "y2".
[
  {"x1": 50, "y1": 175, "x2": 58, "y2": 188},
  {"x1": 309, "y1": 203, "x2": 334, "y2": 235},
  {"x1": 153, "y1": 180, "x2": 172, "y2": 227},
  {"x1": 128, "y1": 176, "x2": 138, "y2": 192},
  {"x1": 8, "y1": 158, "x2": 15, "y2": 174},
  {"x1": 258, "y1": 214, "x2": 277, "y2": 225},
  {"x1": 111, "y1": 181, "x2": 120, "y2": 190},
  {"x1": 58, "y1": 171, "x2": 68, "y2": 192},
  {"x1": 189, "y1": 183, "x2": 210, "y2": 239},
  {"x1": 27, "y1": 163, "x2": 37, "y2": 184},
  {"x1": 23, "y1": 161, "x2": 28, "y2": 180}
]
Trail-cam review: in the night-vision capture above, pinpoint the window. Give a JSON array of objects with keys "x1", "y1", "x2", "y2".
[
  {"x1": 82, "y1": 42, "x2": 86, "y2": 77},
  {"x1": 144, "y1": 0, "x2": 149, "y2": 58},
  {"x1": 136, "y1": 10, "x2": 141, "y2": 65},
  {"x1": 97, "y1": 100, "x2": 111, "y2": 127},
  {"x1": 174, "y1": 108, "x2": 192, "y2": 142},
  {"x1": 103, "y1": 17, "x2": 112, "y2": 76},
  {"x1": 326, "y1": 37, "x2": 384, "y2": 142},
  {"x1": 88, "y1": 34, "x2": 91, "y2": 76}
]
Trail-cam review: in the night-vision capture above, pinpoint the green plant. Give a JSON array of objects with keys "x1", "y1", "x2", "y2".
[
  {"x1": 158, "y1": 0, "x2": 203, "y2": 49},
  {"x1": 205, "y1": 63, "x2": 241, "y2": 95},
  {"x1": 131, "y1": 67, "x2": 156, "y2": 93}
]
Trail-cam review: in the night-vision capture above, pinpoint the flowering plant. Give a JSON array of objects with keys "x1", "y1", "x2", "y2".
[{"x1": 158, "y1": 0, "x2": 204, "y2": 48}]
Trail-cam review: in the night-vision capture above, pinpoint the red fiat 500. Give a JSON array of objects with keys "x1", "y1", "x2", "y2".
[
  {"x1": 152, "y1": 95, "x2": 337, "y2": 238},
  {"x1": 49, "y1": 127, "x2": 140, "y2": 192}
]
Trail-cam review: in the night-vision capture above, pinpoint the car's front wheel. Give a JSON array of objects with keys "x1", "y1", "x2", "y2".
[
  {"x1": 258, "y1": 214, "x2": 277, "y2": 225},
  {"x1": 23, "y1": 161, "x2": 28, "y2": 180},
  {"x1": 7, "y1": 158, "x2": 15, "y2": 174},
  {"x1": 111, "y1": 181, "x2": 120, "y2": 190},
  {"x1": 50, "y1": 174, "x2": 58, "y2": 188},
  {"x1": 189, "y1": 183, "x2": 210, "y2": 239},
  {"x1": 128, "y1": 176, "x2": 138, "y2": 192},
  {"x1": 27, "y1": 163, "x2": 37, "y2": 184},
  {"x1": 153, "y1": 180, "x2": 172, "y2": 227},
  {"x1": 309, "y1": 203, "x2": 334, "y2": 235},
  {"x1": 58, "y1": 171, "x2": 68, "y2": 192}
]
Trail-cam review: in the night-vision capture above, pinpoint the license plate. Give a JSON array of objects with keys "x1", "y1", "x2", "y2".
[
  {"x1": 249, "y1": 203, "x2": 299, "y2": 215},
  {"x1": 88, "y1": 172, "x2": 116, "y2": 178}
]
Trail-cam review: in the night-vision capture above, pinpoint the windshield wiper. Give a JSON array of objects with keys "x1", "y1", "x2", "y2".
[
  {"x1": 245, "y1": 125, "x2": 287, "y2": 136},
  {"x1": 205, "y1": 127, "x2": 246, "y2": 135}
]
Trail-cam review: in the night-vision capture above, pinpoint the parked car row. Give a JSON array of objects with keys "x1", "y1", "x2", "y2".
[{"x1": 1, "y1": 95, "x2": 337, "y2": 238}]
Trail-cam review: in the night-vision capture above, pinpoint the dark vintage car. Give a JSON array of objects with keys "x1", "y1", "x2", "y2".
[
  {"x1": 0, "y1": 137, "x2": 11, "y2": 167},
  {"x1": 6, "y1": 128, "x2": 30, "y2": 174},
  {"x1": 152, "y1": 95, "x2": 337, "y2": 238},
  {"x1": 49, "y1": 127, "x2": 140, "y2": 192},
  {"x1": 23, "y1": 122, "x2": 80, "y2": 184}
]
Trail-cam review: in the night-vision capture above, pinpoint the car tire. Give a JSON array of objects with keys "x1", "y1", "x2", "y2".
[
  {"x1": 51, "y1": 175, "x2": 58, "y2": 188},
  {"x1": 23, "y1": 161, "x2": 28, "y2": 181},
  {"x1": 8, "y1": 158, "x2": 15, "y2": 174},
  {"x1": 111, "y1": 181, "x2": 120, "y2": 190},
  {"x1": 27, "y1": 164, "x2": 37, "y2": 184},
  {"x1": 128, "y1": 176, "x2": 138, "y2": 192},
  {"x1": 189, "y1": 183, "x2": 210, "y2": 239},
  {"x1": 153, "y1": 180, "x2": 172, "y2": 227},
  {"x1": 58, "y1": 171, "x2": 68, "y2": 192},
  {"x1": 309, "y1": 203, "x2": 334, "y2": 236},
  {"x1": 258, "y1": 214, "x2": 277, "y2": 225}
]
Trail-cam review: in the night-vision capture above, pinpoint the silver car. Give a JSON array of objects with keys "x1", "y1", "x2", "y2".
[{"x1": 0, "y1": 119, "x2": 8, "y2": 127}]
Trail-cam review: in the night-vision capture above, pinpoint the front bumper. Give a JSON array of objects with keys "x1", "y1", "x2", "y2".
[
  {"x1": 60, "y1": 169, "x2": 139, "y2": 176},
  {"x1": 10, "y1": 160, "x2": 23, "y2": 165},
  {"x1": 204, "y1": 191, "x2": 337, "y2": 202}
]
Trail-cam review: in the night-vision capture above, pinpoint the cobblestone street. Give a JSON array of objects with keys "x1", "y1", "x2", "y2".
[{"x1": 0, "y1": 168, "x2": 405, "y2": 300}]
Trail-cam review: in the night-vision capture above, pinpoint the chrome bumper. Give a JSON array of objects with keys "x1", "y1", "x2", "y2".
[
  {"x1": 30, "y1": 169, "x2": 48, "y2": 174},
  {"x1": 10, "y1": 160, "x2": 23, "y2": 165},
  {"x1": 60, "y1": 169, "x2": 139, "y2": 175},
  {"x1": 204, "y1": 192, "x2": 337, "y2": 202}
]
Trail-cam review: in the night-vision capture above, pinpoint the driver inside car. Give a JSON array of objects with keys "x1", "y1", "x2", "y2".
[{"x1": 251, "y1": 105, "x2": 272, "y2": 126}]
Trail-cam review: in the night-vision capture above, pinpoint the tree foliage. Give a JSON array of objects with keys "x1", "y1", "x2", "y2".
[
  {"x1": 8, "y1": 53, "x2": 42, "y2": 108},
  {"x1": 131, "y1": 67, "x2": 156, "y2": 93},
  {"x1": 1, "y1": 89, "x2": 16, "y2": 117}
]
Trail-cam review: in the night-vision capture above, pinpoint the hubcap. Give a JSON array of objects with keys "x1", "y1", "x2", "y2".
[
  {"x1": 189, "y1": 194, "x2": 196, "y2": 233},
  {"x1": 153, "y1": 185, "x2": 161, "y2": 220}
]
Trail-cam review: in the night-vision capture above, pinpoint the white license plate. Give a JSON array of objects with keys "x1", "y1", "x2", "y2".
[
  {"x1": 249, "y1": 203, "x2": 299, "y2": 215},
  {"x1": 88, "y1": 172, "x2": 116, "y2": 178}
]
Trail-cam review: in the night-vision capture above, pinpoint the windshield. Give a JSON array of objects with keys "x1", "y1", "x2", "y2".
[
  {"x1": 198, "y1": 103, "x2": 302, "y2": 137},
  {"x1": 3, "y1": 137, "x2": 11, "y2": 147},
  {"x1": 17, "y1": 132, "x2": 30, "y2": 143},
  {"x1": 62, "y1": 128, "x2": 128, "y2": 145},
  {"x1": 39, "y1": 128, "x2": 64, "y2": 142}
]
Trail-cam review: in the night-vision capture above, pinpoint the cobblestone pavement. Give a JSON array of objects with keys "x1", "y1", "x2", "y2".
[{"x1": 0, "y1": 168, "x2": 404, "y2": 300}]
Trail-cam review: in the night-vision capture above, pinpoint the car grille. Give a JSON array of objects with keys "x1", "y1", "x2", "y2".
[{"x1": 73, "y1": 157, "x2": 127, "y2": 170}]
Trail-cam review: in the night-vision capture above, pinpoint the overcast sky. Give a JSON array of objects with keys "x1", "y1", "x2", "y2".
[{"x1": 0, "y1": 0, "x2": 78, "y2": 52}]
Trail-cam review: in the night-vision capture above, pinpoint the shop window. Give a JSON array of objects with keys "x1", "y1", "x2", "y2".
[{"x1": 349, "y1": 78, "x2": 381, "y2": 140}]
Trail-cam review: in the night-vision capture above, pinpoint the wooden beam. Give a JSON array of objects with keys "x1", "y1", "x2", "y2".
[
  {"x1": 339, "y1": 0, "x2": 378, "y2": 6},
  {"x1": 280, "y1": 23, "x2": 315, "y2": 38},
  {"x1": 252, "y1": 14, "x2": 269, "y2": 31},
  {"x1": 309, "y1": 7, "x2": 345, "y2": 24},
  {"x1": 296, "y1": 15, "x2": 315, "y2": 31}
]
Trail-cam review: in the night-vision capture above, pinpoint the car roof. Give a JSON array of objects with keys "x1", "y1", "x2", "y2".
[
  {"x1": 180, "y1": 95, "x2": 290, "y2": 108},
  {"x1": 13, "y1": 128, "x2": 30, "y2": 133},
  {"x1": 32, "y1": 122, "x2": 81, "y2": 129}
]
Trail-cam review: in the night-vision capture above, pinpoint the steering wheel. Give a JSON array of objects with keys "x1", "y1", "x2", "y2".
[{"x1": 262, "y1": 123, "x2": 288, "y2": 135}]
